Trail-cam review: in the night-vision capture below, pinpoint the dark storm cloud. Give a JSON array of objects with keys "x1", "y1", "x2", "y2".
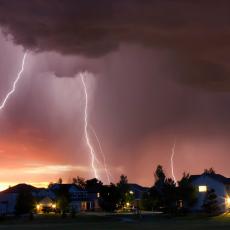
[
  {"x1": 1, "y1": 0, "x2": 230, "y2": 90},
  {"x1": 0, "y1": 0, "x2": 229, "y2": 55},
  {"x1": 169, "y1": 59, "x2": 230, "y2": 92}
]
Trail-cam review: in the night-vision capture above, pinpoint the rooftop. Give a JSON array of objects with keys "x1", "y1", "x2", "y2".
[{"x1": 190, "y1": 173, "x2": 230, "y2": 184}]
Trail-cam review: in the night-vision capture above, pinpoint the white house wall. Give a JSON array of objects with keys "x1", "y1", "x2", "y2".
[{"x1": 0, "y1": 193, "x2": 17, "y2": 215}]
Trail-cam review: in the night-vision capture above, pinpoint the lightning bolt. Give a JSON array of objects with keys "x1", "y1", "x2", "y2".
[
  {"x1": 80, "y1": 72, "x2": 99, "y2": 179},
  {"x1": 90, "y1": 126, "x2": 112, "y2": 184},
  {"x1": 0, "y1": 52, "x2": 27, "y2": 110},
  {"x1": 170, "y1": 139, "x2": 177, "y2": 184}
]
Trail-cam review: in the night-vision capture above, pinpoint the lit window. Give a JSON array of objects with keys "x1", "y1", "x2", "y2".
[
  {"x1": 178, "y1": 200, "x2": 183, "y2": 208},
  {"x1": 97, "y1": 192, "x2": 100, "y2": 198},
  {"x1": 199, "y1": 185, "x2": 207, "y2": 192}
]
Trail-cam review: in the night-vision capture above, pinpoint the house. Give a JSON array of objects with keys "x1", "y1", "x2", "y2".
[
  {"x1": 129, "y1": 184, "x2": 149, "y2": 206},
  {"x1": 84, "y1": 178, "x2": 103, "y2": 211},
  {"x1": 0, "y1": 183, "x2": 97, "y2": 215},
  {"x1": 0, "y1": 184, "x2": 57, "y2": 215},
  {"x1": 0, "y1": 193, "x2": 17, "y2": 215},
  {"x1": 190, "y1": 173, "x2": 230, "y2": 212},
  {"x1": 86, "y1": 187, "x2": 102, "y2": 211},
  {"x1": 128, "y1": 184, "x2": 149, "y2": 209},
  {"x1": 49, "y1": 184, "x2": 88, "y2": 212},
  {"x1": 0, "y1": 184, "x2": 37, "y2": 215},
  {"x1": 33, "y1": 188, "x2": 56, "y2": 200}
]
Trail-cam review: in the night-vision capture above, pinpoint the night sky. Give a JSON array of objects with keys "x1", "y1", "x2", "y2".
[{"x1": 0, "y1": 0, "x2": 230, "y2": 190}]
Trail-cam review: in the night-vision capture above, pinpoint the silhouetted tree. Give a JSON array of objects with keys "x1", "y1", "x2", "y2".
[
  {"x1": 142, "y1": 165, "x2": 177, "y2": 213},
  {"x1": 141, "y1": 166, "x2": 167, "y2": 211},
  {"x1": 162, "y1": 178, "x2": 177, "y2": 213},
  {"x1": 124, "y1": 190, "x2": 135, "y2": 207},
  {"x1": 86, "y1": 178, "x2": 103, "y2": 191},
  {"x1": 204, "y1": 168, "x2": 216, "y2": 175},
  {"x1": 177, "y1": 173, "x2": 197, "y2": 209},
  {"x1": 154, "y1": 165, "x2": 166, "y2": 194},
  {"x1": 72, "y1": 176, "x2": 86, "y2": 188},
  {"x1": 154, "y1": 165, "x2": 166, "y2": 182},
  {"x1": 117, "y1": 175, "x2": 130, "y2": 208},
  {"x1": 52, "y1": 183, "x2": 70, "y2": 216},
  {"x1": 15, "y1": 190, "x2": 35, "y2": 215},
  {"x1": 58, "y1": 178, "x2": 63, "y2": 184},
  {"x1": 202, "y1": 189, "x2": 220, "y2": 215},
  {"x1": 99, "y1": 184, "x2": 120, "y2": 212},
  {"x1": 58, "y1": 195, "x2": 69, "y2": 217}
]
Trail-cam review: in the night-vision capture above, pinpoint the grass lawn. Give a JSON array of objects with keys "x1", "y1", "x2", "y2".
[{"x1": 0, "y1": 213, "x2": 230, "y2": 230}]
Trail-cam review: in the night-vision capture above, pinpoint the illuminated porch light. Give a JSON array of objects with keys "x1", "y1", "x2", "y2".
[
  {"x1": 36, "y1": 204, "x2": 40, "y2": 210},
  {"x1": 226, "y1": 197, "x2": 230, "y2": 208}
]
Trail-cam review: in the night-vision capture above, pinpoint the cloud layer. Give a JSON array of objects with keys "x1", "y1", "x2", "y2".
[
  {"x1": 0, "y1": 0, "x2": 228, "y2": 56},
  {"x1": 1, "y1": 0, "x2": 230, "y2": 90}
]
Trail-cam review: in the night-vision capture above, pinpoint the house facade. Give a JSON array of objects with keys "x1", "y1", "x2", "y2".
[
  {"x1": 128, "y1": 184, "x2": 149, "y2": 208},
  {"x1": 86, "y1": 188, "x2": 102, "y2": 211},
  {"x1": 0, "y1": 193, "x2": 17, "y2": 215},
  {"x1": 0, "y1": 183, "x2": 90, "y2": 215},
  {"x1": 49, "y1": 184, "x2": 88, "y2": 212},
  {"x1": 190, "y1": 173, "x2": 230, "y2": 212},
  {"x1": 0, "y1": 184, "x2": 38, "y2": 215}
]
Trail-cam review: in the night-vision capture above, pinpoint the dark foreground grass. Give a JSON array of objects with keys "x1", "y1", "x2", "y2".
[{"x1": 1, "y1": 213, "x2": 230, "y2": 230}]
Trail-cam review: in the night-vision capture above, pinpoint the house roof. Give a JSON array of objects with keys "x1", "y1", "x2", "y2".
[
  {"x1": 128, "y1": 183, "x2": 149, "y2": 192},
  {"x1": 1, "y1": 183, "x2": 38, "y2": 194},
  {"x1": 190, "y1": 173, "x2": 230, "y2": 184},
  {"x1": 50, "y1": 183, "x2": 86, "y2": 192}
]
